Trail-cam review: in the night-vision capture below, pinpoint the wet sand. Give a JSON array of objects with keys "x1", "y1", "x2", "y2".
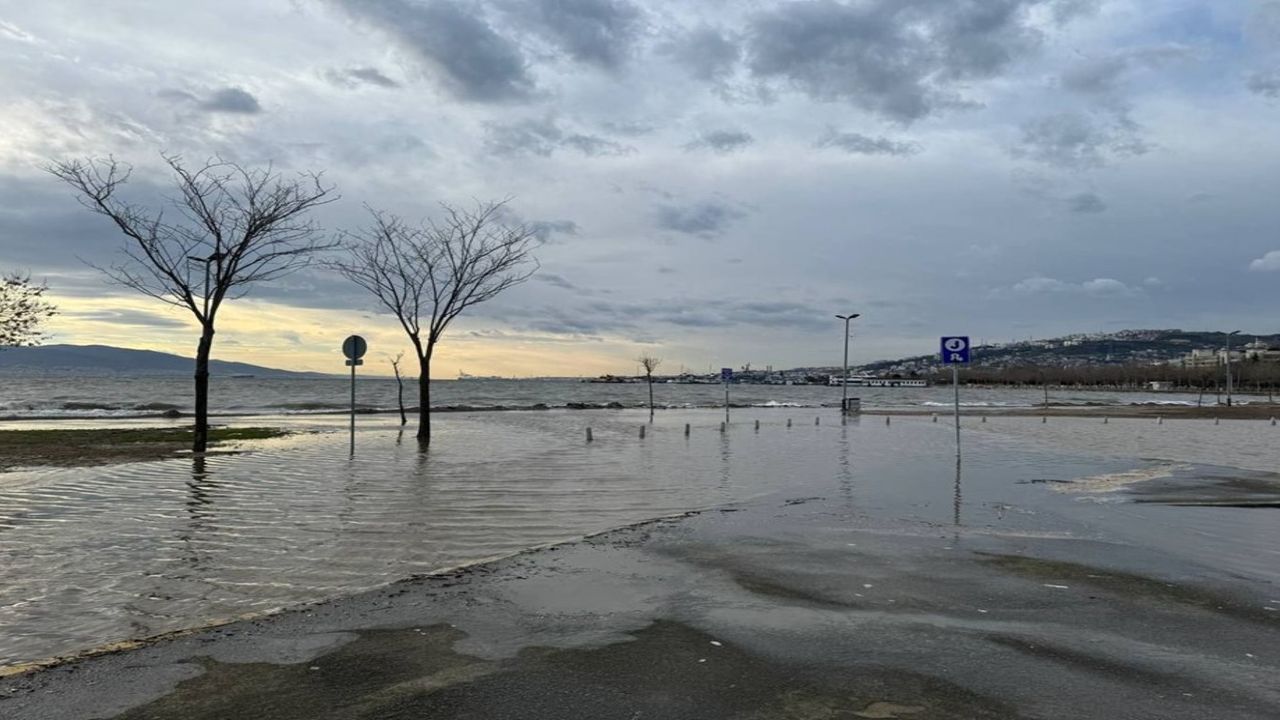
[
  {"x1": 873, "y1": 403, "x2": 1280, "y2": 420},
  {"x1": 2, "y1": 487, "x2": 1277, "y2": 720}
]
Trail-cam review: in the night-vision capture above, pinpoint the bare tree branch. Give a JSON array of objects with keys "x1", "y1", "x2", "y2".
[
  {"x1": 47, "y1": 154, "x2": 338, "y2": 451},
  {"x1": 329, "y1": 199, "x2": 541, "y2": 444}
]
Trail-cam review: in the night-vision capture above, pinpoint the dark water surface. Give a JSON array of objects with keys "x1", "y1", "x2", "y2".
[{"x1": 1, "y1": 410, "x2": 1277, "y2": 670}]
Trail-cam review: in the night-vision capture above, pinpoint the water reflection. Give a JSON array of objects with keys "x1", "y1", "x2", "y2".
[{"x1": 953, "y1": 454, "x2": 963, "y2": 527}]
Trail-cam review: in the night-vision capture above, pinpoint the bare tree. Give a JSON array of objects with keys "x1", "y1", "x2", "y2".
[
  {"x1": 0, "y1": 273, "x2": 57, "y2": 348},
  {"x1": 48, "y1": 155, "x2": 336, "y2": 452},
  {"x1": 639, "y1": 354, "x2": 662, "y2": 421},
  {"x1": 389, "y1": 352, "x2": 407, "y2": 426},
  {"x1": 331, "y1": 200, "x2": 540, "y2": 445}
]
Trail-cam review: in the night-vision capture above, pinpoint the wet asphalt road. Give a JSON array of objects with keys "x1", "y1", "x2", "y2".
[{"x1": 2, "y1": 491, "x2": 1278, "y2": 719}]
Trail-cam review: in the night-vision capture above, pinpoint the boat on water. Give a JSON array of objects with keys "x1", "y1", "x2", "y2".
[
  {"x1": 457, "y1": 370, "x2": 505, "y2": 380},
  {"x1": 829, "y1": 373, "x2": 929, "y2": 388}
]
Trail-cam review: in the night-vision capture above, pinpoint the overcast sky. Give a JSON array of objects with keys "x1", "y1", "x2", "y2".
[{"x1": 2, "y1": 0, "x2": 1278, "y2": 376}]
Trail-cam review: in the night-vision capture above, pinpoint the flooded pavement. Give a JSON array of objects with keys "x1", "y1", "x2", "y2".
[
  {"x1": 2, "y1": 481, "x2": 1277, "y2": 719},
  {"x1": 1, "y1": 410, "x2": 1279, "y2": 717}
]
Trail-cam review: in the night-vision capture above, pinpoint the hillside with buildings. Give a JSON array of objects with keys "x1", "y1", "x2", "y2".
[{"x1": 856, "y1": 330, "x2": 1280, "y2": 378}]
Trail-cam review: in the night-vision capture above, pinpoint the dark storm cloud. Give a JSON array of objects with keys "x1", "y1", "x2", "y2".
[
  {"x1": 684, "y1": 130, "x2": 754, "y2": 154},
  {"x1": 528, "y1": 219, "x2": 580, "y2": 243},
  {"x1": 814, "y1": 127, "x2": 918, "y2": 156},
  {"x1": 63, "y1": 308, "x2": 190, "y2": 329},
  {"x1": 199, "y1": 87, "x2": 262, "y2": 114},
  {"x1": 493, "y1": 297, "x2": 830, "y2": 336},
  {"x1": 1060, "y1": 45, "x2": 1193, "y2": 97},
  {"x1": 1248, "y1": 70, "x2": 1280, "y2": 98},
  {"x1": 745, "y1": 0, "x2": 1077, "y2": 122},
  {"x1": 325, "y1": 66, "x2": 401, "y2": 89},
  {"x1": 331, "y1": 0, "x2": 533, "y2": 101},
  {"x1": 484, "y1": 117, "x2": 630, "y2": 156},
  {"x1": 656, "y1": 201, "x2": 746, "y2": 237},
  {"x1": 501, "y1": 0, "x2": 644, "y2": 70},
  {"x1": 1014, "y1": 112, "x2": 1150, "y2": 169},
  {"x1": 1066, "y1": 191, "x2": 1106, "y2": 213},
  {"x1": 661, "y1": 25, "x2": 741, "y2": 82}
]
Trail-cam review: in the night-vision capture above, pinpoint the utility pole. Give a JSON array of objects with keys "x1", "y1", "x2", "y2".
[
  {"x1": 1226, "y1": 330, "x2": 1240, "y2": 407},
  {"x1": 836, "y1": 313, "x2": 860, "y2": 414}
]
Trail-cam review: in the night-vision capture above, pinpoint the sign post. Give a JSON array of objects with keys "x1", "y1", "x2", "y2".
[
  {"x1": 721, "y1": 367, "x2": 733, "y2": 424},
  {"x1": 940, "y1": 336, "x2": 970, "y2": 453},
  {"x1": 343, "y1": 335, "x2": 368, "y2": 456}
]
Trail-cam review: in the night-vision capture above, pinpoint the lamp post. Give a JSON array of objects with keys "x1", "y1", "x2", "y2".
[
  {"x1": 1226, "y1": 330, "x2": 1241, "y2": 408},
  {"x1": 835, "y1": 313, "x2": 860, "y2": 414}
]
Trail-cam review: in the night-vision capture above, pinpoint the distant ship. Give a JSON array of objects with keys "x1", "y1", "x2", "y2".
[
  {"x1": 457, "y1": 370, "x2": 504, "y2": 380},
  {"x1": 829, "y1": 373, "x2": 928, "y2": 388}
]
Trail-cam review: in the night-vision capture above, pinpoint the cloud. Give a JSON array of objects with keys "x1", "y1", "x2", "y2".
[
  {"x1": 1250, "y1": 250, "x2": 1280, "y2": 271},
  {"x1": 745, "y1": 0, "x2": 1078, "y2": 122},
  {"x1": 484, "y1": 117, "x2": 630, "y2": 156},
  {"x1": 1066, "y1": 191, "x2": 1106, "y2": 213},
  {"x1": 495, "y1": 297, "x2": 831, "y2": 336},
  {"x1": 1009, "y1": 276, "x2": 1137, "y2": 297},
  {"x1": 661, "y1": 25, "x2": 741, "y2": 82},
  {"x1": 656, "y1": 201, "x2": 746, "y2": 237},
  {"x1": 815, "y1": 127, "x2": 918, "y2": 156},
  {"x1": 331, "y1": 0, "x2": 533, "y2": 101},
  {"x1": 685, "y1": 130, "x2": 754, "y2": 154},
  {"x1": 1060, "y1": 45, "x2": 1193, "y2": 97},
  {"x1": 62, "y1": 308, "x2": 190, "y2": 329},
  {"x1": 1014, "y1": 112, "x2": 1150, "y2": 169},
  {"x1": 1248, "y1": 70, "x2": 1280, "y2": 98},
  {"x1": 324, "y1": 66, "x2": 400, "y2": 89},
  {"x1": 535, "y1": 273, "x2": 579, "y2": 290},
  {"x1": 528, "y1": 219, "x2": 580, "y2": 242},
  {"x1": 501, "y1": 0, "x2": 643, "y2": 70},
  {"x1": 199, "y1": 87, "x2": 262, "y2": 114}
]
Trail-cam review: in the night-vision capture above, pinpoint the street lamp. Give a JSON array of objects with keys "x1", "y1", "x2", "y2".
[
  {"x1": 1225, "y1": 330, "x2": 1241, "y2": 407},
  {"x1": 835, "y1": 313, "x2": 861, "y2": 414}
]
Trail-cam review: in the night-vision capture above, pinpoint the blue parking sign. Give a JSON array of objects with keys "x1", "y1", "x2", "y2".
[
  {"x1": 941, "y1": 336, "x2": 970, "y2": 364},
  {"x1": 721, "y1": 367, "x2": 734, "y2": 382}
]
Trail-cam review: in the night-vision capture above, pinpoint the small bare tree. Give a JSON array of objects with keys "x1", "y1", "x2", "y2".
[
  {"x1": 639, "y1": 354, "x2": 662, "y2": 421},
  {"x1": 0, "y1": 273, "x2": 57, "y2": 348},
  {"x1": 48, "y1": 155, "x2": 336, "y2": 452},
  {"x1": 331, "y1": 200, "x2": 540, "y2": 446},
  {"x1": 389, "y1": 352, "x2": 407, "y2": 426}
]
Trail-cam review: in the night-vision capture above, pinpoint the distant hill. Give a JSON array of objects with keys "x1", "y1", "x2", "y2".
[
  {"x1": 0, "y1": 344, "x2": 332, "y2": 378},
  {"x1": 856, "y1": 330, "x2": 1280, "y2": 375}
]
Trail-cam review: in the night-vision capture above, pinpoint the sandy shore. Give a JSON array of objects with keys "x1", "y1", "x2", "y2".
[{"x1": 3, "y1": 488, "x2": 1277, "y2": 720}]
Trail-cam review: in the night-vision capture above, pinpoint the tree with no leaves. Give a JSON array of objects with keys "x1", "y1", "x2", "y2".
[
  {"x1": 0, "y1": 273, "x2": 57, "y2": 348},
  {"x1": 48, "y1": 155, "x2": 336, "y2": 452},
  {"x1": 331, "y1": 200, "x2": 540, "y2": 446},
  {"x1": 389, "y1": 352, "x2": 407, "y2": 426},
  {"x1": 639, "y1": 354, "x2": 662, "y2": 421}
]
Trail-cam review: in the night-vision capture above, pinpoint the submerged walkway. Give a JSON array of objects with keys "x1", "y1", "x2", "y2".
[{"x1": 3, "y1": 487, "x2": 1278, "y2": 720}]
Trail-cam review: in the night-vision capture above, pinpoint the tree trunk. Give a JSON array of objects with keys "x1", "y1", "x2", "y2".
[
  {"x1": 647, "y1": 373, "x2": 654, "y2": 422},
  {"x1": 193, "y1": 325, "x2": 215, "y2": 453},
  {"x1": 393, "y1": 364, "x2": 407, "y2": 425},
  {"x1": 417, "y1": 352, "x2": 431, "y2": 445}
]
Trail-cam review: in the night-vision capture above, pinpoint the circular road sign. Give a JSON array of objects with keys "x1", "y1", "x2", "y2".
[
  {"x1": 342, "y1": 335, "x2": 368, "y2": 360},
  {"x1": 943, "y1": 337, "x2": 968, "y2": 353}
]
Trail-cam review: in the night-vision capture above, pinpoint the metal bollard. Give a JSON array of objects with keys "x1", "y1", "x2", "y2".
[
  {"x1": 787, "y1": 418, "x2": 792, "y2": 428},
  {"x1": 755, "y1": 419, "x2": 760, "y2": 432},
  {"x1": 1272, "y1": 417, "x2": 1277, "y2": 426},
  {"x1": 932, "y1": 413, "x2": 938, "y2": 423},
  {"x1": 1103, "y1": 417, "x2": 1108, "y2": 424},
  {"x1": 885, "y1": 416, "x2": 891, "y2": 426},
  {"x1": 1042, "y1": 416, "x2": 1047, "y2": 424},
  {"x1": 981, "y1": 416, "x2": 987, "y2": 423},
  {"x1": 1157, "y1": 416, "x2": 1163, "y2": 425},
  {"x1": 815, "y1": 416, "x2": 820, "y2": 426},
  {"x1": 586, "y1": 427, "x2": 593, "y2": 442},
  {"x1": 640, "y1": 425, "x2": 646, "y2": 439},
  {"x1": 720, "y1": 422, "x2": 726, "y2": 433},
  {"x1": 1215, "y1": 418, "x2": 1220, "y2": 425},
  {"x1": 685, "y1": 423, "x2": 691, "y2": 436}
]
